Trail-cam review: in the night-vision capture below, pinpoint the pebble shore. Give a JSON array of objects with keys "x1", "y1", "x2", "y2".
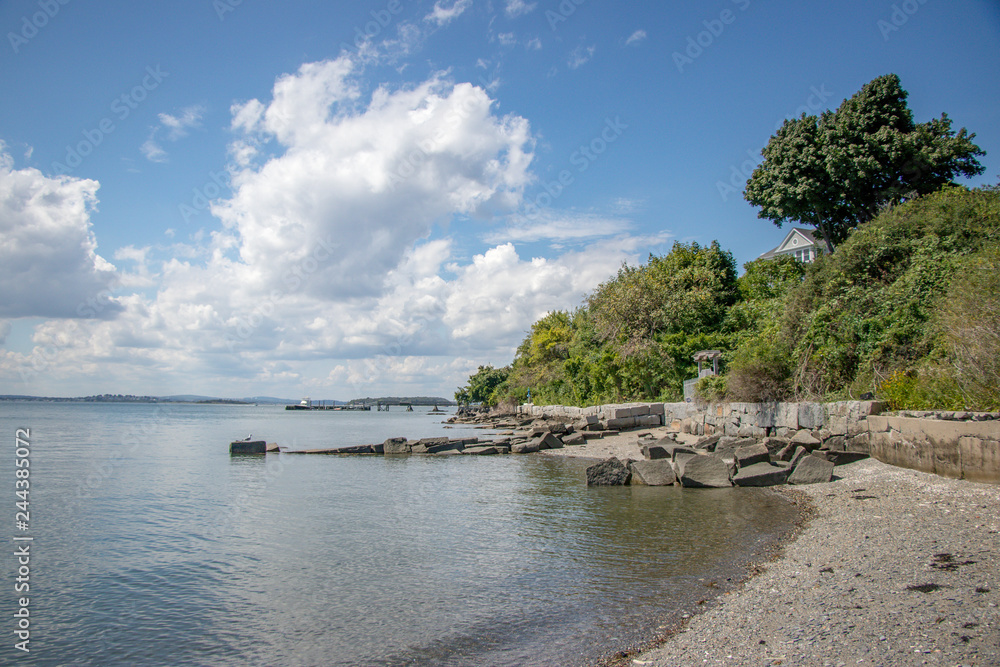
[{"x1": 541, "y1": 429, "x2": 1000, "y2": 666}]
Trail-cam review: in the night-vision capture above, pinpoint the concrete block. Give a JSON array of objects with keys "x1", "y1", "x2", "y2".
[
  {"x1": 777, "y1": 403, "x2": 799, "y2": 430},
  {"x1": 798, "y1": 402, "x2": 825, "y2": 430}
]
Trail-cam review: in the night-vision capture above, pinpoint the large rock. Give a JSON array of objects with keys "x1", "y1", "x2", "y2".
[
  {"x1": 713, "y1": 436, "x2": 755, "y2": 459},
  {"x1": 533, "y1": 432, "x2": 564, "y2": 450},
  {"x1": 426, "y1": 440, "x2": 464, "y2": 453},
  {"x1": 788, "y1": 455, "x2": 835, "y2": 484},
  {"x1": 676, "y1": 454, "x2": 732, "y2": 488},
  {"x1": 694, "y1": 434, "x2": 723, "y2": 451},
  {"x1": 586, "y1": 457, "x2": 632, "y2": 486},
  {"x1": 790, "y1": 429, "x2": 822, "y2": 447},
  {"x1": 787, "y1": 445, "x2": 808, "y2": 471},
  {"x1": 629, "y1": 459, "x2": 677, "y2": 486},
  {"x1": 230, "y1": 440, "x2": 267, "y2": 455},
  {"x1": 463, "y1": 445, "x2": 498, "y2": 455},
  {"x1": 383, "y1": 437, "x2": 411, "y2": 454},
  {"x1": 511, "y1": 440, "x2": 541, "y2": 454},
  {"x1": 734, "y1": 443, "x2": 771, "y2": 469},
  {"x1": 733, "y1": 462, "x2": 789, "y2": 486},
  {"x1": 641, "y1": 444, "x2": 670, "y2": 460},
  {"x1": 561, "y1": 432, "x2": 587, "y2": 446}
]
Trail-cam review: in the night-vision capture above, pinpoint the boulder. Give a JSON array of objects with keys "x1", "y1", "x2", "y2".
[
  {"x1": 332, "y1": 444, "x2": 375, "y2": 454},
  {"x1": 734, "y1": 443, "x2": 771, "y2": 469},
  {"x1": 629, "y1": 459, "x2": 677, "y2": 486},
  {"x1": 534, "y1": 432, "x2": 564, "y2": 450},
  {"x1": 732, "y1": 462, "x2": 789, "y2": 487},
  {"x1": 463, "y1": 446, "x2": 498, "y2": 455},
  {"x1": 511, "y1": 441, "x2": 541, "y2": 454},
  {"x1": 426, "y1": 441, "x2": 464, "y2": 454},
  {"x1": 382, "y1": 437, "x2": 411, "y2": 455},
  {"x1": 823, "y1": 435, "x2": 847, "y2": 451},
  {"x1": 641, "y1": 444, "x2": 670, "y2": 460},
  {"x1": 586, "y1": 457, "x2": 632, "y2": 486},
  {"x1": 676, "y1": 454, "x2": 732, "y2": 488},
  {"x1": 694, "y1": 434, "x2": 722, "y2": 451},
  {"x1": 759, "y1": 437, "x2": 790, "y2": 456},
  {"x1": 561, "y1": 432, "x2": 587, "y2": 446},
  {"x1": 787, "y1": 445, "x2": 808, "y2": 471},
  {"x1": 790, "y1": 429, "x2": 822, "y2": 447},
  {"x1": 712, "y1": 436, "x2": 755, "y2": 459},
  {"x1": 417, "y1": 437, "x2": 450, "y2": 448},
  {"x1": 265, "y1": 442, "x2": 281, "y2": 453},
  {"x1": 788, "y1": 455, "x2": 835, "y2": 485}
]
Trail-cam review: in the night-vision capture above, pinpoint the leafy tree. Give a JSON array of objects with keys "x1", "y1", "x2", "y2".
[
  {"x1": 588, "y1": 241, "x2": 738, "y2": 351},
  {"x1": 745, "y1": 74, "x2": 985, "y2": 252},
  {"x1": 455, "y1": 365, "x2": 510, "y2": 406}
]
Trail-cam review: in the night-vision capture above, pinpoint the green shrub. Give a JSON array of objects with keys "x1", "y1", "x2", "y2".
[{"x1": 695, "y1": 375, "x2": 727, "y2": 402}]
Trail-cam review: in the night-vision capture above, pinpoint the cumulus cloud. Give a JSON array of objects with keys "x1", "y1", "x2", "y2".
[
  {"x1": 0, "y1": 149, "x2": 121, "y2": 319},
  {"x1": 213, "y1": 55, "x2": 534, "y2": 303}
]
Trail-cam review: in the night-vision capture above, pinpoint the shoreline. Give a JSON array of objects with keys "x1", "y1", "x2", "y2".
[{"x1": 606, "y1": 458, "x2": 1000, "y2": 666}]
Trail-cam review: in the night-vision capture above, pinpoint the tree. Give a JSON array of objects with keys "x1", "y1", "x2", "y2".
[
  {"x1": 745, "y1": 74, "x2": 985, "y2": 253},
  {"x1": 587, "y1": 241, "x2": 738, "y2": 352},
  {"x1": 455, "y1": 365, "x2": 510, "y2": 406}
]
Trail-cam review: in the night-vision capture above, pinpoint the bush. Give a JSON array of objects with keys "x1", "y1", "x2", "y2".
[{"x1": 695, "y1": 375, "x2": 727, "y2": 402}]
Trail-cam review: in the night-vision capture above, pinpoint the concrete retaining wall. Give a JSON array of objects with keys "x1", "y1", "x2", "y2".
[
  {"x1": 867, "y1": 415, "x2": 1000, "y2": 484},
  {"x1": 515, "y1": 400, "x2": 999, "y2": 483}
]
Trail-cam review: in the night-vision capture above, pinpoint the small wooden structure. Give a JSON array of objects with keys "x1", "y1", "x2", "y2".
[{"x1": 693, "y1": 349, "x2": 722, "y2": 378}]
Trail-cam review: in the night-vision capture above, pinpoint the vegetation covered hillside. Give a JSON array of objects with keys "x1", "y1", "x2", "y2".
[{"x1": 458, "y1": 185, "x2": 999, "y2": 411}]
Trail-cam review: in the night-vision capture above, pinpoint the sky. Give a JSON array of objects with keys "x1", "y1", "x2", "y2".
[{"x1": 0, "y1": 0, "x2": 998, "y2": 400}]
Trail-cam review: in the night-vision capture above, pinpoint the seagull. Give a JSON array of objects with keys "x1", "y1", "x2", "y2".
[{"x1": 244, "y1": 433, "x2": 252, "y2": 441}]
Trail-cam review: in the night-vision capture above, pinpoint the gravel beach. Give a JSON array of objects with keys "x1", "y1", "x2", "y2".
[{"x1": 542, "y1": 430, "x2": 1000, "y2": 666}]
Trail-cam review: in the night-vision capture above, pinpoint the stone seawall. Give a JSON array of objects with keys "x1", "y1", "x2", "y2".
[{"x1": 515, "y1": 400, "x2": 999, "y2": 483}]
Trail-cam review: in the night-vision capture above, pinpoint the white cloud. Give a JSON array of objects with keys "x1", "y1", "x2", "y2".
[
  {"x1": 626, "y1": 29, "x2": 647, "y2": 46},
  {"x1": 483, "y1": 211, "x2": 631, "y2": 245},
  {"x1": 526, "y1": 37, "x2": 542, "y2": 50},
  {"x1": 0, "y1": 149, "x2": 121, "y2": 319},
  {"x1": 568, "y1": 44, "x2": 596, "y2": 69},
  {"x1": 213, "y1": 56, "x2": 534, "y2": 303},
  {"x1": 424, "y1": 0, "x2": 471, "y2": 26},
  {"x1": 505, "y1": 0, "x2": 536, "y2": 17},
  {"x1": 141, "y1": 104, "x2": 206, "y2": 162}
]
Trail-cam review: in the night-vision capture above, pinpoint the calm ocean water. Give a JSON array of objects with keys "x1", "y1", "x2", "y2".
[{"x1": 0, "y1": 402, "x2": 795, "y2": 666}]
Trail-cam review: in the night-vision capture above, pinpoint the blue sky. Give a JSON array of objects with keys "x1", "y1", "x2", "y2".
[{"x1": 1, "y1": 0, "x2": 998, "y2": 399}]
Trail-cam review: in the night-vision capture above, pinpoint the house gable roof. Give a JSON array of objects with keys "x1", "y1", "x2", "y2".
[{"x1": 759, "y1": 228, "x2": 819, "y2": 259}]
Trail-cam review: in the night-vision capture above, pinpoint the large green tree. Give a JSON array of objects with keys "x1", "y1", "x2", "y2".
[{"x1": 745, "y1": 74, "x2": 985, "y2": 253}]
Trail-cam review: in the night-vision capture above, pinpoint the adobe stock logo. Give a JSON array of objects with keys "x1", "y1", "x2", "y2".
[{"x1": 7, "y1": 0, "x2": 71, "y2": 54}]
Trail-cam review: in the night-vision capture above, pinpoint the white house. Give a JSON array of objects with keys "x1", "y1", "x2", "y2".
[{"x1": 759, "y1": 227, "x2": 822, "y2": 263}]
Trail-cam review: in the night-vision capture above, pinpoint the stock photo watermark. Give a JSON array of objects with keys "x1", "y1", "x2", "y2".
[
  {"x1": 51, "y1": 65, "x2": 169, "y2": 175},
  {"x1": 523, "y1": 116, "x2": 627, "y2": 219},
  {"x1": 716, "y1": 84, "x2": 833, "y2": 202},
  {"x1": 13, "y1": 427, "x2": 33, "y2": 653},
  {"x1": 877, "y1": 0, "x2": 930, "y2": 41},
  {"x1": 672, "y1": 0, "x2": 751, "y2": 74},
  {"x1": 545, "y1": 0, "x2": 588, "y2": 31},
  {"x1": 7, "y1": 0, "x2": 71, "y2": 54},
  {"x1": 178, "y1": 170, "x2": 231, "y2": 223}
]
